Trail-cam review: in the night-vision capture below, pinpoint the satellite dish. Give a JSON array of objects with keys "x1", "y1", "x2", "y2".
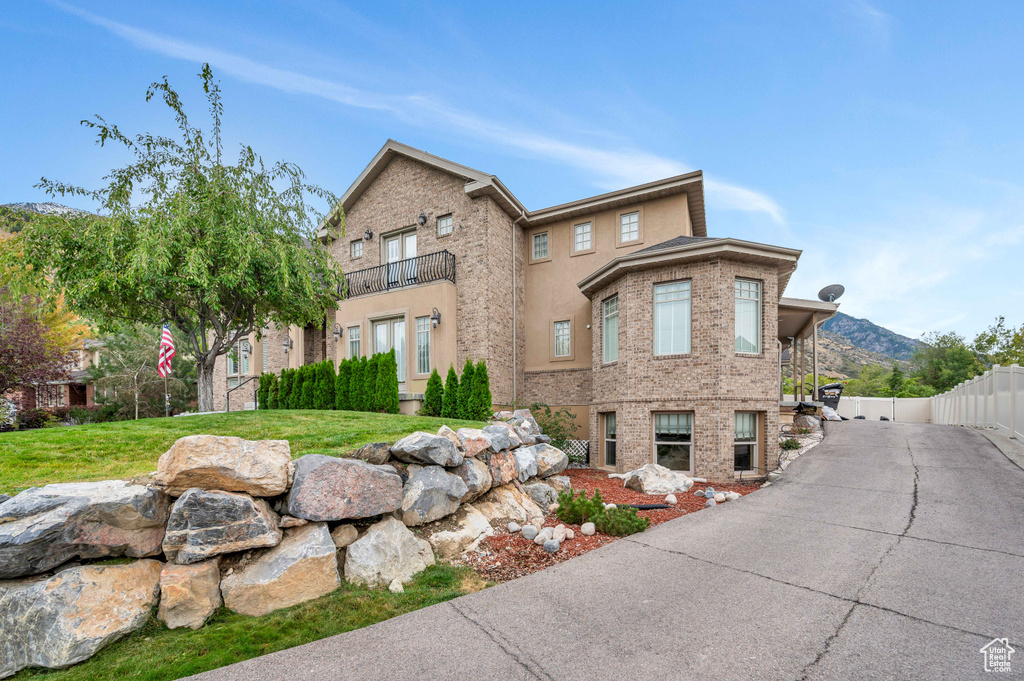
[{"x1": 818, "y1": 284, "x2": 845, "y2": 303}]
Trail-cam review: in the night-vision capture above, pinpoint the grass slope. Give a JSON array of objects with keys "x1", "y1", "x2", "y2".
[
  {"x1": 0, "y1": 410, "x2": 483, "y2": 494},
  {"x1": 14, "y1": 565, "x2": 487, "y2": 681}
]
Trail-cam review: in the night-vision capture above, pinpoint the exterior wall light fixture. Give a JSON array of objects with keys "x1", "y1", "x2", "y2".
[
  {"x1": 431, "y1": 307, "x2": 442, "y2": 328},
  {"x1": 418, "y1": 212, "x2": 427, "y2": 226},
  {"x1": 332, "y1": 323, "x2": 343, "y2": 342},
  {"x1": 283, "y1": 337, "x2": 293, "y2": 355},
  {"x1": 363, "y1": 229, "x2": 373, "y2": 241}
]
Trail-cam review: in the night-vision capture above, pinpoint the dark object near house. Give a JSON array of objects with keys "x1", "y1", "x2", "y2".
[
  {"x1": 794, "y1": 402, "x2": 818, "y2": 415},
  {"x1": 622, "y1": 504, "x2": 671, "y2": 510},
  {"x1": 880, "y1": 416, "x2": 890, "y2": 421},
  {"x1": 854, "y1": 415, "x2": 866, "y2": 420},
  {"x1": 816, "y1": 382, "x2": 844, "y2": 410}
]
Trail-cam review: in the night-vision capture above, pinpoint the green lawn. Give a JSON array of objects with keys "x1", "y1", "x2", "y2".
[
  {"x1": 0, "y1": 410, "x2": 484, "y2": 494},
  {"x1": 14, "y1": 564, "x2": 488, "y2": 681}
]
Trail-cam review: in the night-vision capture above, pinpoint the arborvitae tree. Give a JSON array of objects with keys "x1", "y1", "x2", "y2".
[
  {"x1": 256, "y1": 373, "x2": 268, "y2": 408},
  {"x1": 266, "y1": 373, "x2": 279, "y2": 409},
  {"x1": 472, "y1": 359, "x2": 492, "y2": 420},
  {"x1": 441, "y1": 365, "x2": 459, "y2": 419},
  {"x1": 288, "y1": 367, "x2": 303, "y2": 409},
  {"x1": 375, "y1": 349, "x2": 400, "y2": 414},
  {"x1": 300, "y1": 364, "x2": 316, "y2": 409},
  {"x1": 335, "y1": 359, "x2": 351, "y2": 410},
  {"x1": 457, "y1": 359, "x2": 475, "y2": 420},
  {"x1": 349, "y1": 357, "x2": 365, "y2": 410},
  {"x1": 423, "y1": 368, "x2": 443, "y2": 416},
  {"x1": 277, "y1": 369, "x2": 292, "y2": 409},
  {"x1": 363, "y1": 354, "x2": 380, "y2": 411},
  {"x1": 313, "y1": 360, "x2": 335, "y2": 409}
]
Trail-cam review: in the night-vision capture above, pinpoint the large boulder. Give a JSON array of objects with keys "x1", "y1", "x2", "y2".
[
  {"x1": 793, "y1": 415, "x2": 822, "y2": 432},
  {"x1": 546, "y1": 475, "x2": 572, "y2": 492},
  {"x1": 513, "y1": 447, "x2": 539, "y2": 482},
  {"x1": 286, "y1": 455, "x2": 402, "y2": 521},
  {"x1": 453, "y1": 457, "x2": 492, "y2": 503},
  {"x1": 483, "y1": 450, "x2": 519, "y2": 486},
  {"x1": 528, "y1": 443, "x2": 570, "y2": 478},
  {"x1": 400, "y1": 467, "x2": 468, "y2": 526},
  {"x1": 0, "y1": 495, "x2": 8, "y2": 506},
  {"x1": 157, "y1": 558, "x2": 221, "y2": 630},
  {"x1": 523, "y1": 481, "x2": 558, "y2": 510},
  {"x1": 617, "y1": 463, "x2": 695, "y2": 495},
  {"x1": 484, "y1": 422, "x2": 522, "y2": 449},
  {"x1": 455, "y1": 428, "x2": 496, "y2": 458},
  {"x1": 221, "y1": 522, "x2": 340, "y2": 617},
  {"x1": 0, "y1": 560, "x2": 161, "y2": 677},
  {"x1": 390, "y1": 432, "x2": 463, "y2": 467},
  {"x1": 0, "y1": 481, "x2": 168, "y2": 579},
  {"x1": 513, "y1": 409, "x2": 542, "y2": 435},
  {"x1": 474, "y1": 485, "x2": 544, "y2": 527},
  {"x1": 437, "y1": 425, "x2": 463, "y2": 451},
  {"x1": 423, "y1": 504, "x2": 494, "y2": 561},
  {"x1": 163, "y1": 489, "x2": 281, "y2": 564},
  {"x1": 349, "y1": 442, "x2": 391, "y2": 466},
  {"x1": 154, "y1": 435, "x2": 293, "y2": 497},
  {"x1": 343, "y1": 517, "x2": 435, "y2": 588}
]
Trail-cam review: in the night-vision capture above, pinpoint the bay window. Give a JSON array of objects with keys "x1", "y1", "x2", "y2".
[{"x1": 654, "y1": 281, "x2": 691, "y2": 355}]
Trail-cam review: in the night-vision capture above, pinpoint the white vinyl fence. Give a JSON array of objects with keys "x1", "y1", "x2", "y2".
[
  {"x1": 784, "y1": 394, "x2": 933, "y2": 422},
  {"x1": 930, "y1": 364, "x2": 1022, "y2": 439}
]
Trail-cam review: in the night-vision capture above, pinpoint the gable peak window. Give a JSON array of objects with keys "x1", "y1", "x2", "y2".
[
  {"x1": 574, "y1": 222, "x2": 592, "y2": 252},
  {"x1": 620, "y1": 211, "x2": 639, "y2": 242},
  {"x1": 532, "y1": 232, "x2": 549, "y2": 260},
  {"x1": 735, "y1": 279, "x2": 762, "y2": 354},
  {"x1": 437, "y1": 214, "x2": 453, "y2": 237}
]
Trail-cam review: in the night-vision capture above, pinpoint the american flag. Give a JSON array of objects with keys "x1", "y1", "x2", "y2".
[{"x1": 157, "y1": 324, "x2": 175, "y2": 378}]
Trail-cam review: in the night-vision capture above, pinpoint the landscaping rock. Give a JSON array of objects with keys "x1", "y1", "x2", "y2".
[
  {"x1": 521, "y1": 524, "x2": 539, "y2": 540},
  {"x1": 331, "y1": 524, "x2": 358, "y2": 548},
  {"x1": 493, "y1": 410, "x2": 515, "y2": 420},
  {"x1": 389, "y1": 579, "x2": 404, "y2": 594},
  {"x1": 535, "y1": 434, "x2": 552, "y2": 444},
  {"x1": 620, "y1": 463, "x2": 695, "y2": 494},
  {"x1": 533, "y1": 527, "x2": 553, "y2": 545},
  {"x1": 400, "y1": 466, "x2": 468, "y2": 526},
  {"x1": 548, "y1": 503, "x2": 559, "y2": 513},
  {"x1": 513, "y1": 409, "x2": 542, "y2": 435},
  {"x1": 605, "y1": 503, "x2": 617, "y2": 510},
  {"x1": 350, "y1": 442, "x2": 391, "y2": 466},
  {"x1": 279, "y1": 516, "x2": 307, "y2": 528},
  {"x1": 507, "y1": 522, "x2": 521, "y2": 533},
  {"x1": 423, "y1": 504, "x2": 494, "y2": 560},
  {"x1": 343, "y1": 517, "x2": 435, "y2": 588},
  {"x1": 526, "y1": 443, "x2": 569, "y2": 478},
  {"x1": 437, "y1": 425, "x2": 463, "y2": 451},
  {"x1": 286, "y1": 455, "x2": 403, "y2": 522},
  {"x1": 0, "y1": 560, "x2": 161, "y2": 677},
  {"x1": 456, "y1": 428, "x2": 497, "y2": 458},
  {"x1": 546, "y1": 475, "x2": 572, "y2": 492},
  {"x1": 483, "y1": 450, "x2": 519, "y2": 486},
  {"x1": 158, "y1": 558, "x2": 221, "y2": 630},
  {"x1": 0, "y1": 495, "x2": 9, "y2": 505},
  {"x1": 580, "y1": 522, "x2": 596, "y2": 536},
  {"x1": 542, "y1": 539, "x2": 559, "y2": 553},
  {"x1": 484, "y1": 421, "x2": 522, "y2": 448},
  {"x1": 163, "y1": 489, "x2": 281, "y2": 564},
  {"x1": 154, "y1": 435, "x2": 293, "y2": 497},
  {"x1": 665, "y1": 494, "x2": 678, "y2": 505},
  {"x1": 714, "y1": 492, "x2": 726, "y2": 503},
  {"x1": 523, "y1": 481, "x2": 558, "y2": 510},
  {"x1": 552, "y1": 525, "x2": 567, "y2": 543},
  {"x1": 565, "y1": 529, "x2": 575, "y2": 540},
  {"x1": 513, "y1": 447, "x2": 539, "y2": 482},
  {"x1": 0, "y1": 481, "x2": 169, "y2": 579},
  {"x1": 793, "y1": 415, "x2": 822, "y2": 432},
  {"x1": 726, "y1": 492, "x2": 741, "y2": 501},
  {"x1": 453, "y1": 457, "x2": 492, "y2": 503},
  {"x1": 474, "y1": 485, "x2": 544, "y2": 527},
  {"x1": 221, "y1": 523, "x2": 340, "y2": 617},
  {"x1": 390, "y1": 432, "x2": 463, "y2": 467},
  {"x1": 705, "y1": 498, "x2": 717, "y2": 507}
]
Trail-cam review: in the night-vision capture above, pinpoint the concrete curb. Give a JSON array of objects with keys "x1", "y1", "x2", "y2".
[{"x1": 978, "y1": 429, "x2": 1024, "y2": 471}]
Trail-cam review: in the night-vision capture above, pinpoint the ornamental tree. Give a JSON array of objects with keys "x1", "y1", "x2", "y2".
[
  {"x1": 0, "y1": 287, "x2": 72, "y2": 397},
  {"x1": 22, "y1": 65, "x2": 344, "y2": 411}
]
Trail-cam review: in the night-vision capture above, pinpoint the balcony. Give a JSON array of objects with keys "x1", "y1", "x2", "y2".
[{"x1": 339, "y1": 249, "x2": 456, "y2": 299}]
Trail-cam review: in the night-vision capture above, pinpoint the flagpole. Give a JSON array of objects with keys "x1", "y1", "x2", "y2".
[{"x1": 164, "y1": 375, "x2": 170, "y2": 418}]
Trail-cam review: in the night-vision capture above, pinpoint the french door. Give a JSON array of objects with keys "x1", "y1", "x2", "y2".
[
  {"x1": 373, "y1": 317, "x2": 406, "y2": 387},
  {"x1": 384, "y1": 231, "x2": 417, "y2": 287}
]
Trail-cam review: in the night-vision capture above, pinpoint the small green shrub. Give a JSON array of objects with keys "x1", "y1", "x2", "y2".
[
  {"x1": 781, "y1": 438, "x2": 802, "y2": 450},
  {"x1": 375, "y1": 350, "x2": 400, "y2": 414},
  {"x1": 422, "y1": 368, "x2": 443, "y2": 416},
  {"x1": 335, "y1": 359, "x2": 351, "y2": 411},
  {"x1": 595, "y1": 505, "x2": 650, "y2": 536},
  {"x1": 313, "y1": 360, "x2": 335, "y2": 410},
  {"x1": 555, "y1": 488, "x2": 649, "y2": 536},
  {"x1": 471, "y1": 360, "x2": 492, "y2": 421},
  {"x1": 300, "y1": 364, "x2": 316, "y2": 409},
  {"x1": 441, "y1": 365, "x2": 459, "y2": 419},
  {"x1": 457, "y1": 359, "x2": 475, "y2": 420},
  {"x1": 525, "y1": 402, "x2": 580, "y2": 449},
  {"x1": 266, "y1": 373, "x2": 279, "y2": 409}
]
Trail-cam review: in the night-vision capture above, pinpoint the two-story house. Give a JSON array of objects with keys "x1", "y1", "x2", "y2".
[{"x1": 213, "y1": 140, "x2": 836, "y2": 481}]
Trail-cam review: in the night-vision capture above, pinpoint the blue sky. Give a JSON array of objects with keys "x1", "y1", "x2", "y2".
[{"x1": 2, "y1": 1, "x2": 1022, "y2": 340}]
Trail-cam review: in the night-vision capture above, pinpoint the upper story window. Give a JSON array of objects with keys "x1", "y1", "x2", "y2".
[
  {"x1": 620, "y1": 211, "x2": 640, "y2": 242},
  {"x1": 574, "y1": 222, "x2": 592, "y2": 252},
  {"x1": 735, "y1": 279, "x2": 762, "y2": 354},
  {"x1": 437, "y1": 214, "x2": 453, "y2": 237},
  {"x1": 554, "y1": 320, "x2": 571, "y2": 357},
  {"x1": 350, "y1": 240, "x2": 363, "y2": 259},
  {"x1": 348, "y1": 326, "x2": 361, "y2": 359},
  {"x1": 532, "y1": 232, "x2": 549, "y2": 260},
  {"x1": 602, "y1": 295, "x2": 619, "y2": 364},
  {"x1": 227, "y1": 339, "x2": 250, "y2": 388},
  {"x1": 654, "y1": 281, "x2": 691, "y2": 356}
]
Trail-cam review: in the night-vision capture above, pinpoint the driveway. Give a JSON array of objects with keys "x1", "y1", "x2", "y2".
[{"x1": 192, "y1": 422, "x2": 1024, "y2": 680}]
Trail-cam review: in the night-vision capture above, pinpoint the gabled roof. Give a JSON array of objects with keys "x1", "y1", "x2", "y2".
[
  {"x1": 320, "y1": 140, "x2": 707, "y2": 237},
  {"x1": 577, "y1": 236, "x2": 801, "y2": 298}
]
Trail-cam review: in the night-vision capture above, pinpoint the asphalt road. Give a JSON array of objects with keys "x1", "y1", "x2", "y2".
[{"x1": 191, "y1": 421, "x2": 1024, "y2": 681}]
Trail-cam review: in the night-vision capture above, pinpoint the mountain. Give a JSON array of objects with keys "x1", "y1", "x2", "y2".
[
  {"x1": 1, "y1": 202, "x2": 90, "y2": 233},
  {"x1": 822, "y1": 312, "x2": 922, "y2": 360}
]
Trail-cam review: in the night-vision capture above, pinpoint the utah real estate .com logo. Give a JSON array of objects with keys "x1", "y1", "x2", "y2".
[{"x1": 980, "y1": 638, "x2": 1014, "y2": 673}]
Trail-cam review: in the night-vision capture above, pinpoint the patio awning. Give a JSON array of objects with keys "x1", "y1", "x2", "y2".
[{"x1": 776, "y1": 296, "x2": 839, "y2": 403}]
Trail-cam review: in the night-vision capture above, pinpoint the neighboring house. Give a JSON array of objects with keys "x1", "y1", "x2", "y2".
[
  {"x1": 12, "y1": 338, "x2": 103, "y2": 410},
  {"x1": 214, "y1": 140, "x2": 836, "y2": 480}
]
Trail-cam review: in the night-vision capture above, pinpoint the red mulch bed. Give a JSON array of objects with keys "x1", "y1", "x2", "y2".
[{"x1": 458, "y1": 468, "x2": 761, "y2": 582}]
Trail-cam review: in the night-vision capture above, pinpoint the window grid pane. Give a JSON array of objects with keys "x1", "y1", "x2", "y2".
[
  {"x1": 602, "y1": 295, "x2": 619, "y2": 363},
  {"x1": 532, "y1": 232, "x2": 548, "y2": 259},
  {"x1": 735, "y1": 412, "x2": 757, "y2": 441},
  {"x1": 348, "y1": 327, "x2": 360, "y2": 359},
  {"x1": 437, "y1": 215, "x2": 453, "y2": 236},
  {"x1": 351, "y1": 240, "x2": 363, "y2": 258},
  {"x1": 416, "y1": 317, "x2": 430, "y2": 374},
  {"x1": 554, "y1": 321, "x2": 571, "y2": 357},
  {"x1": 654, "y1": 412, "x2": 692, "y2": 471},
  {"x1": 604, "y1": 413, "x2": 616, "y2": 467},
  {"x1": 574, "y1": 222, "x2": 591, "y2": 251},
  {"x1": 735, "y1": 279, "x2": 761, "y2": 353},
  {"x1": 620, "y1": 211, "x2": 639, "y2": 241},
  {"x1": 654, "y1": 282, "x2": 692, "y2": 355}
]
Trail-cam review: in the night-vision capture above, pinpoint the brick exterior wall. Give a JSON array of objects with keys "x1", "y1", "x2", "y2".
[
  {"x1": 521, "y1": 368, "x2": 593, "y2": 406},
  {"x1": 588, "y1": 258, "x2": 781, "y2": 481}
]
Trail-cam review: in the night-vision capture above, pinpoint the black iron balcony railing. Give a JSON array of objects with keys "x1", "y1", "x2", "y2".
[{"x1": 339, "y1": 249, "x2": 456, "y2": 299}]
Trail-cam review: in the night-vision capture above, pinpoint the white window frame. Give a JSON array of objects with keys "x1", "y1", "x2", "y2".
[
  {"x1": 553, "y1": 320, "x2": 571, "y2": 358},
  {"x1": 573, "y1": 221, "x2": 592, "y2": 252},
  {"x1": 653, "y1": 412, "x2": 694, "y2": 473},
  {"x1": 348, "y1": 326, "x2": 361, "y2": 359},
  {"x1": 653, "y1": 281, "x2": 692, "y2": 356},
  {"x1": 734, "y1": 412, "x2": 759, "y2": 472},
  {"x1": 602, "y1": 295, "x2": 619, "y2": 364},
  {"x1": 373, "y1": 316, "x2": 406, "y2": 385},
  {"x1": 350, "y1": 240, "x2": 363, "y2": 258},
  {"x1": 532, "y1": 231, "x2": 549, "y2": 260},
  {"x1": 735, "y1": 279, "x2": 762, "y2": 354},
  {"x1": 227, "y1": 339, "x2": 250, "y2": 389},
  {"x1": 437, "y1": 214, "x2": 453, "y2": 237},
  {"x1": 415, "y1": 316, "x2": 430, "y2": 375},
  {"x1": 603, "y1": 413, "x2": 617, "y2": 468},
  {"x1": 620, "y1": 211, "x2": 640, "y2": 242}
]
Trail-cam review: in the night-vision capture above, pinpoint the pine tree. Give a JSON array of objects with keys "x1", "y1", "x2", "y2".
[
  {"x1": 441, "y1": 365, "x2": 459, "y2": 419},
  {"x1": 363, "y1": 354, "x2": 380, "y2": 412},
  {"x1": 375, "y1": 349, "x2": 400, "y2": 413},
  {"x1": 349, "y1": 357, "x2": 365, "y2": 410},
  {"x1": 266, "y1": 373, "x2": 279, "y2": 409},
  {"x1": 300, "y1": 364, "x2": 316, "y2": 409},
  {"x1": 472, "y1": 359, "x2": 492, "y2": 420},
  {"x1": 423, "y1": 368, "x2": 443, "y2": 416},
  {"x1": 457, "y1": 359, "x2": 475, "y2": 420},
  {"x1": 335, "y1": 359, "x2": 351, "y2": 410}
]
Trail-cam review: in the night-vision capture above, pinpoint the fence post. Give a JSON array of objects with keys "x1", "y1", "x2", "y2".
[
  {"x1": 993, "y1": 365, "x2": 1000, "y2": 433},
  {"x1": 1011, "y1": 364, "x2": 1018, "y2": 440}
]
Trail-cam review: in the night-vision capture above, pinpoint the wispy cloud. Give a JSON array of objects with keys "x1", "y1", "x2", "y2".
[{"x1": 55, "y1": 2, "x2": 784, "y2": 221}]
